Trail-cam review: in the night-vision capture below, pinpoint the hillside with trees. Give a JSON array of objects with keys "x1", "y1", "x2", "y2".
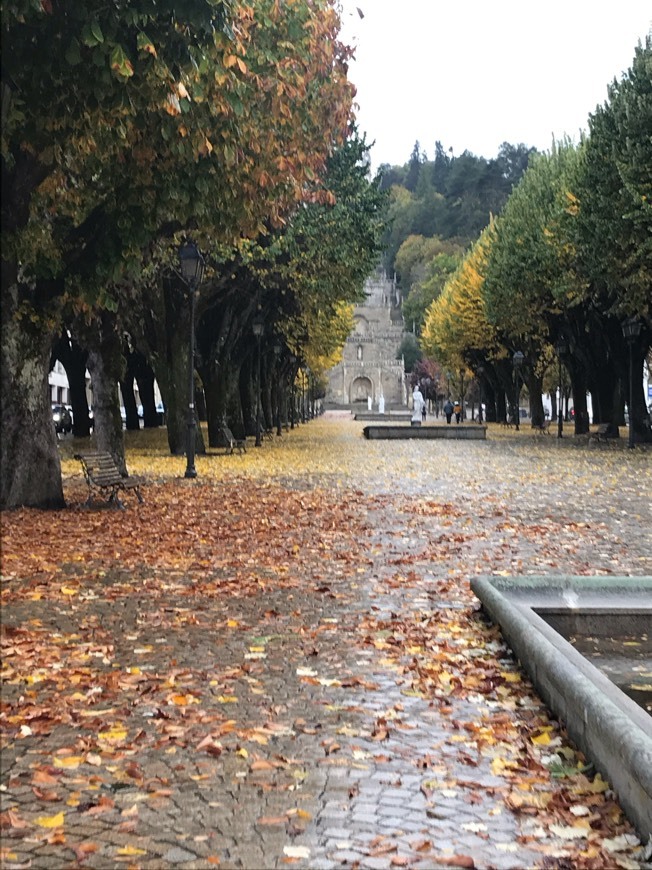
[{"x1": 380, "y1": 140, "x2": 535, "y2": 362}]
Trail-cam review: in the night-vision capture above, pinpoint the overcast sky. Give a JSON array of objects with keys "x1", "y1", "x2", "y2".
[{"x1": 337, "y1": 1, "x2": 651, "y2": 169}]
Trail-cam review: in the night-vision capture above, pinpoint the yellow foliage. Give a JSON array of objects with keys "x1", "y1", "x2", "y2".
[{"x1": 422, "y1": 222, "x2": 499, "y2": 370}]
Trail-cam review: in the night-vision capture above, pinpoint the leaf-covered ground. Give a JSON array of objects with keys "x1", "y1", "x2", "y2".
[{"x1": 1, "y1": 417, "x2": 651, "y2": 869}]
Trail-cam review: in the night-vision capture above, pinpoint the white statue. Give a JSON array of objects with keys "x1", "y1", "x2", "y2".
[
  {"x1": 378, "y1": 395, "x2": 385, "y2": 415},
  {"x1": 411, "y1": 387, "x2": 424, "y2": 424},
  {"x1": 367, "y1": 395, "x2": 372, "y2": 411}
]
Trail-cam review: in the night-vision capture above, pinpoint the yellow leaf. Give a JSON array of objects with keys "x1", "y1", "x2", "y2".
[
  {"x1": 60, "y1": 586, "x2": 78, "y2": 596},
  {"x1": 98, "y1": 725, "x2": 128, "y2": 742},
  {"x1": 53, "y1": 756, "x2": 83, "y2": 769},
  {"x1": 116, "y1": 846, "x2": 147, "y2": 856},
  {"x1": 169, "y1": 694, "x2": 199, "y2": 706},
  {"x1": 236, "y1": 747, "x2": 248, "y2": 758},
  {"x1": 36, "y1": 811, "x2": 65, "y2": 828},
  {"x1": 584, "y1": 773, "x2": 609, "y2": 794},
  {"x1": 491, "y1": 756, "x2": 518, "y2": 775},
  {"x1": 501, "y1": 672, "x2": 521, "y2": 683},
  {"x1": 216, "y1": 695, "x2": 238, "y2": 703},
  {"x1": 531, "y1": 732, "x2": 552, "y2": 746}
]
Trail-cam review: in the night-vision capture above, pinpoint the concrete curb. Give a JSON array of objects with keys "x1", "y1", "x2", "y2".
[
  {"x1": 362, "y1": 424, "x2": 487, "y2": 440},
  {"x1": 471, "y1": 575, "x2": 652, "y2": 840}
]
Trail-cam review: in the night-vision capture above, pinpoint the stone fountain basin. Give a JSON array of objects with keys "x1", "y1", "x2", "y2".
[{"x1": 470, "y1": 575, "x2": 652, "y2": 840}]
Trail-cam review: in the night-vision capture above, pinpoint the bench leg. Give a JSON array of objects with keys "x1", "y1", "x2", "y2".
[{"x1": 107, "y1": 489, "x2": 126, "y2": 509}]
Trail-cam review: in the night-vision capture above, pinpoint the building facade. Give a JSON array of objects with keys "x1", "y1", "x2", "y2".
[{"x1": 325, "y1": 270, "x2": 407, "y2": 409}]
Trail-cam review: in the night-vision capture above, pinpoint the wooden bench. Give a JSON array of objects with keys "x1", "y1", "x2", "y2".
[
  {"x1": 592, "y1": 423, "x2": 619, "y2": 444},
  {"x1": 219, "y1": 426, "x2": 246, "y2": 455},
  {"x1": 74, "y1": 452, "x2": 145, "y2": 507}
]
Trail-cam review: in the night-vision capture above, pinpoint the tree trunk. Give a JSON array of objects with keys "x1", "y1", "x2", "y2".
[
  {"x1": 524, "y1": 372, "x2": 545, "y2": 428},
  {"x1": 262, "y1": 367, "x2": 273, "y2": 431},
  {"x1": 54, "y1": 335, "x2": 92, "y2": 438},
  {"x1": 157, "y1": 335, "x2": 205, "y2": 456},
  {"x1": 202, "y1": 365, "x2": 231, "y2": 448},
  {"x1": 239, "y1": 357, "x2": 255, "y2": 437},
  {"x1": 567, "y1": 367, "x2": 591, "y2": 436},
  {"x1": 1, "y1": 312, "x2": 64, "y2": 509},
  {"x1": 195, "y1": 377, "x2": 207, "y2": 422},
  {"x1": 156, "y1": 281, "x2": 205, "y2": 457},
  {"x1": 85, "y1": 313, "x2": 127, "y2": 475},
  {"x1": 131, "y1": 352, "x2": 159, "y2": 428},
  {"x1": 120, "y1": 375, "x2": 140, "y2": 431},
  {"x1": 629, "y1": 346, "x2": 652, "y2": 443},
  {"x1": 483, "y1": 380, "x2": 497, "y2": 422}
]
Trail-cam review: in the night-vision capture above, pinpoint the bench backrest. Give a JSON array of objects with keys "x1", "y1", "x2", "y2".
[
  {"x1": 218, "y1": 426, "x2": 236, "y2": 446},
  {"x1": 75, "y1": 452, "x2": 123, "y2": 485}
]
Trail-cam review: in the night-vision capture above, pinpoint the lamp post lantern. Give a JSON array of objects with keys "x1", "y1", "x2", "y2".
[
  {"x1": 555, "y1": 339, "x2": 567, "y2": 439},
  {"x1": 252, "y1": 316, "x2": 264, "y2": 447},
  {"x1": 512, "y1": 351, "x2": 524, "y2": 431},
  {"x1": 178, "y1": 240, "x2": 205, "y2": 479},
  {"x1": 622, "y1": 317, "x2": 642, "y2": 449}
]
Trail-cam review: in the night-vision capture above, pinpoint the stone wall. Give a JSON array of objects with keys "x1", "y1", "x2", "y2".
[{"x1": 325, "y1": 271, "x2": 408, "y2": 408}]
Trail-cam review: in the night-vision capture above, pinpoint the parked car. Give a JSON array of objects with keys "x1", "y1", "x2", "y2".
[{"x1": 52, "y1": 404, "x2": 73, "y2": 434}]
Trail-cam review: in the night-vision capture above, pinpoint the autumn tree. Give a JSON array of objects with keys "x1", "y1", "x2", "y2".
[
  {"x1": 187, "y1": 133, "x2": 386, "y2": 446},
  {"x1": 1, "y1": 0, "x2": 233, "y2": 507},
  {"x1": 422, "y1": 223, "x2": 506, "y2": 421},
  {"x1": 1, "y1": 0, "x2": 358, "y2": 506},
  {"x1": 481, "y1": 145, "x2": 585, "y2": 430},
  {"x1": 566, "y1": 37, "x2": 652, "y2": 440}
]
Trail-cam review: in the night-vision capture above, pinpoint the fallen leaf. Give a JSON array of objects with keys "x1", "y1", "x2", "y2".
[
  {"x1": 549, "y1": 823, "x2": 589, "y2": 840},
  {"x1": 53, "y1": 756, "x2": 83, "y2": 769},
  {"x1": 116, "y1": 845, "x2": 147, "y2": 856},
  {"x1": 603, "y1": 834, "x2": 640, "y2": 853},
  {"x1": 283, "y1": 845, "x2": 310, "y2": 858},
  {"x1": 35, "y1": 811, "x2": 65, "y2": 828}
]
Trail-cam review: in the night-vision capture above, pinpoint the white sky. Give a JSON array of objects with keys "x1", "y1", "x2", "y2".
[{"x1": 337, "y1": 1, "x2": 652, "y2": 169}]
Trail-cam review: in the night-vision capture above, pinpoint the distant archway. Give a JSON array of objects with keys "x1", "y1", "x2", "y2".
[{"x1": 351, "y1": 376, "x2": 373, "y2": 403}]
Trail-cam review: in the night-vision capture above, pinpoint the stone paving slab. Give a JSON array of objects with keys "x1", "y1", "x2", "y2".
[{"x1": 2, "y1": 426, "x2": 652, "y2": 869}]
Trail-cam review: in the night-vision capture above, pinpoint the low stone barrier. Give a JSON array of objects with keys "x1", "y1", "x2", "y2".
[
  {"x1": 471, "y1": 575, "x2": 652, "y2": 840},
  {"x1": 363, "y1": 424, "x2": 487, "y2": 440}
]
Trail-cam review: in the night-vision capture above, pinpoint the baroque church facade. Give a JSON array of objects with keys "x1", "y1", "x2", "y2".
[{"x1": 325, "y1": 270, "x2": 407, "y2": 409}]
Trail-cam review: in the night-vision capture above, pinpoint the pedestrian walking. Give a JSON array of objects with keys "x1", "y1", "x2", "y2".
[
  {"x1": 444, "y1": 398, "x2": 454, "y2": 424},
  {"x1": 421, "y1": 401, "x2": 427, "y2": 422},
  {"x1": 454, "y1": 401, "x2": 462, "y2": 424}
]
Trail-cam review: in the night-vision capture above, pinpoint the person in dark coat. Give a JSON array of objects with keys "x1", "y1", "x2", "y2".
[{"x1": 444, "y1": 398, "x2": 454, "y2": 424}]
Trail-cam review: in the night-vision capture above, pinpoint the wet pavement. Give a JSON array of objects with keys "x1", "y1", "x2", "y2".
[{"x1": 1, "y1": 418, "x2": 651, "y2": 869}]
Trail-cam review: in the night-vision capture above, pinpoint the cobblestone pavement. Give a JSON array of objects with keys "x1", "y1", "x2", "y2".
[{"x1": 2, "y1": 419, "x2": 651, "y2": 869}]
